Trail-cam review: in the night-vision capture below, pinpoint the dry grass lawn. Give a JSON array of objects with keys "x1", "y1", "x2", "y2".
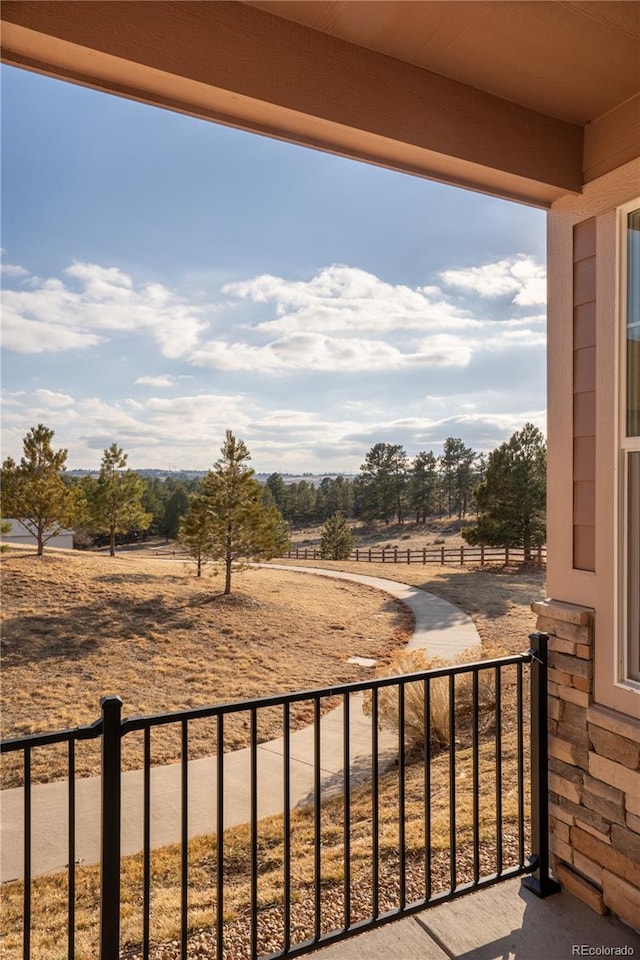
[
  {"x1": 1, "y1": 547, "x2": 545, "y2": 959},
  {"x1": 0, "y1": 549, "x2": 412, "y2": 785},
  {"x1": 278, "y1": 556, "x2": 545, "y2": 657}
]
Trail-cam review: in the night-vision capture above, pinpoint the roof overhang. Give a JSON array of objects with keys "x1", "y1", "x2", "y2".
[{"x1": 1, "y1": 1, "x2": 639, "y2": 208}]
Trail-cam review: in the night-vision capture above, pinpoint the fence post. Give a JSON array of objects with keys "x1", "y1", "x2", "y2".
[
  {"x1": 441, "y1": 546, "x2": 444, "y2": 565},
  {"x1": 523, "y1": 633, "x2": 560, "y2": 899},
  {"x1": 394, "y1": 546, "x2": 398, "y2": 563},
  {"x1": 460, "y1": 546, "x2": 464, "y2": 565},
  {"x1": 356, "y1": 548, "x2": 359, "y2": 561},
  {"x1": 100, "y1": 696, "x2": 123, "y2": 959},
  {"x1": 481, "y1": 544, "x2": 485, "y2": 566},
  {"x1": 407, "y1": 549, "x2": 410, "y2": 564}
]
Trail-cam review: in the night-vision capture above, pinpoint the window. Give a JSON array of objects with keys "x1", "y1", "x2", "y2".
[{"x1": 619, "y1": 201, "x2": 640, "y2": 686}]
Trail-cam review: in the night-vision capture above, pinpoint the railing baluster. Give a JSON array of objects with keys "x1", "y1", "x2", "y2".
[
  {"x1": 343, "y1": 692, "x2": 351, "y2": 931},
  {"x1": 100, "y1": 696, "x2": 122, "y2": 960},
  {"x1": 523, "y1": 633, "x2": 561, "y2": 898},
  {"x1": 216, "y1": 715, "x2": 224, "y2": 960},
  {"x1": 517, "y1": 661, "x2": 525, "y2": 868},
  {"x1": 68, "y1": 740, "x2": 75, "y2": 960},
  {"x1": 250, "y1": 708, "x2": 258, "y2": 960},
  {"x1": 472, "y1": 670, "x2": 480, "y2": 886},
  {"x1": 314, "y1": 696, "x2": 322, "y2": 940},
  {"x1": 449, "y1": 674, "x2": 456, "y2": 891},
  {"x1": 371, "y1": 688, "x2": 379, "y2": 920},
  {"x1": 283, "y1": 703, "x2": 291, "y2": 953},
  {"x1": 24, "y1": 747, "x2": 31, "y2": 960},
  {"x1": 495, "y1": 667, "x2": 503, "y2": 876},
  {"x1": 143, "y1": 728, "x2": 151, "y2": 960},
  {"x1": 398, "y1": 682, "x2": 406, "y2": 910},
  {"x1": 424, "y1": 676, "x2": 432, "y2": 901},
  {"x1": 181, "y1": 720, "x2": 188, "y2": 960}
]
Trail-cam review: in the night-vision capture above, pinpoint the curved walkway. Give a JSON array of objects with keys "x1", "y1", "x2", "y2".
[{"x1": 1, "y1": 567, "x2": 479, "y2": 882}]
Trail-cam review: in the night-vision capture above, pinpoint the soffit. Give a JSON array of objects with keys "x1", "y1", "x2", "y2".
[{"x1": 244, "y1": 0, "x2": 640, "y2": 125}]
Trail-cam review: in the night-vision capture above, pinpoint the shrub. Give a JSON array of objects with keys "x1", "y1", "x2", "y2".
[
  {"x1": 363, "y1": 647, "x2": 497, "y2": 751},
  {"x1": 320, "y1": 512, "x2": 355, "y2": 560}
]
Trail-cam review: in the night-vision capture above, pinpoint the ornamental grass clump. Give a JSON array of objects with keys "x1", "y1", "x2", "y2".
[{"x1": 364, "y1": 646, "x2": 498, "y2": 752}]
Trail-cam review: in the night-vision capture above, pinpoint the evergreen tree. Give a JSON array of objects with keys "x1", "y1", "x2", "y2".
[
  {"x1": 439, "y1": 437, "x2": 477, "y2": 518},
  {"x1": 463, "y1": 423, "x2": 546, "y2": 561},
  {"x1": 162, "y1": 482, "x2": 191, "y2": 540},
  {"x1": 86, "y1": 444, "x2": 152, "y2": 556},
  {"x1": 0, "y1": 424, "x2": 82, "y2": 556},
  {"x1": 320, "y1": 511, "x2": 355, "y2": 560},
  {"x1": 410, "y1": 451, "x2": 439, "y2": 523},
  {"x1": 201, "y1": 431, "x2": 290, "y2": 594},
  {"x1": 178, "y1": 494, "x2": 212, "y2": 577},
  {"x1": 359, "y1": 443, "x2": 408, "y2": 524},
  {"x1": 265, "y1": 473, "x2": 287, "y2": 512}
]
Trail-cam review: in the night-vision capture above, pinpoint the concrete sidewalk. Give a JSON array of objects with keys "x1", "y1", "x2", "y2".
[
  {"x1": 314, "y1": 877, "x2": 640, "y2": 960},
  {"x1": 1, "y1": 568, "x2": 479, "y2": 882}
]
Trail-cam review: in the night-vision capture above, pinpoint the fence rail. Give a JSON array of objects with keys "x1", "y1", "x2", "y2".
[
  {"x1": 285, "y1": 544, "x2": 546, "y2": 566},
  {"x1": 1, "y1": 635, "x2": 557, "y2": 960}
]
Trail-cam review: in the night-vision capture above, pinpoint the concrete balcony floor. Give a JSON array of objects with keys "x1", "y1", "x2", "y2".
[{"x1": 314, "y1": 877, "x2": 640, "y2": 960}]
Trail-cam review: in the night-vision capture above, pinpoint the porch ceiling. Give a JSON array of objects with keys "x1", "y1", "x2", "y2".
[
  {"x1": 246, "y1": 0, "x2": 640, "y2": 127},
  {"x1": 1, "y1": 1, "x2": 639, "y2": 207}
]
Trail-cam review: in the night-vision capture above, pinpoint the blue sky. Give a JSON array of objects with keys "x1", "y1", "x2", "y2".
[{"x1": 1, "y1": 65, "x2": 547, "y2": 473}]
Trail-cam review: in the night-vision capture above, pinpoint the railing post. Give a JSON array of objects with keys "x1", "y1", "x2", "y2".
[
  {"x1": 100, "y1": 696, "x2": 123, "y2": 959},
  {"x1": 523, "y1": 634, "x2": 560, "y2": 899}
]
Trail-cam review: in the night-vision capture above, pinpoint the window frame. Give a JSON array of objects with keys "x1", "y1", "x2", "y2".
[{"x1": 616, "y1": 197, "x2": 640, "y2": 691}]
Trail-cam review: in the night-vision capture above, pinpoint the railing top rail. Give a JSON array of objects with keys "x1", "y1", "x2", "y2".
[
  {"x1": 0, "y1": 651, "x2": 531, "y2": 748},
  {"x1": 0, "y1": 717, "x2": 103, "y2": 754},
  {"x1": 120, "y1": 651, "x2": 530, "y2": 734}
]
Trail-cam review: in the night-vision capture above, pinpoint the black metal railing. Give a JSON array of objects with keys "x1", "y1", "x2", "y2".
[{"x1": 1, "y1": 633, "x2": 557, "y2": 960}]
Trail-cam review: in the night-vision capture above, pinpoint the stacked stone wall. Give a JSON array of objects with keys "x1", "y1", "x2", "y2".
[{"x1": 532, "y1": 599, "x2": 640, "y2": 931}]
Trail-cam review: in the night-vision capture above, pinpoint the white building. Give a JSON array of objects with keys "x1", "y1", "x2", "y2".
[{"x1": 1, "y1": 519, "x2": 75, "y2": 550}]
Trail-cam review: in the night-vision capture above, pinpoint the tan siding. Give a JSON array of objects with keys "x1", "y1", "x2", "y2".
[
  {"x1": 574, "y1": 302, "x2": 596, "y2": 349},
  {"x1": 573, "y1": 218, "x2": 596, "y2": 571},
  {"x1": 574, "y1": 438, "x2": 596, "y2": 481}
]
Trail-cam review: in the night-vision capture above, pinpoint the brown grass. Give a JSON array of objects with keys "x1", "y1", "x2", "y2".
[
  {"x1": 1, "y1": 714, "x2": 528, "y2": 959},
  {"x1": 0, "y1": 549, "x2": 412, "y2": 785},
  {"x1": 277, "y1": 556, "x2": 545, "y2": 657},
  {"x1": 0, "y1": 548, "x2": 544, "y2": 959}
]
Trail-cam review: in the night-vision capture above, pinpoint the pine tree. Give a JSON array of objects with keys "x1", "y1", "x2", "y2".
[
  {"x1": 410, "y1": 451, "x2": 439, "y2": 523},
  {"x1": 0, "y1": 424, "x2": 82, "y2": 556},
  {"x1": 320, "y1": 511, "x2": 355, "y2": 560},
  {"x1": 463, "y1": 423, "x2": 546, "y2": 561},
  {"x1": 87, "y1": 444, "x2": 152, "y2": 556},
  {"x1": 359, "y1": 443, "x2": 408, "y2": 524},
  {"x1": 201, "y1": 431, "x2": 290, "y2": 594},
  {"x1": 179, "y1": 495, "x2": 212, "y2": 577}
]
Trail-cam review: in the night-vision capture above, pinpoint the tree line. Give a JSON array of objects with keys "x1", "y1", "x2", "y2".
[
  {"x1": 1, "y1": 422, "x2": 547, "y2": 574},
  {"x1": 264, "y1": 436, "x2": 483, "y2": 526}
]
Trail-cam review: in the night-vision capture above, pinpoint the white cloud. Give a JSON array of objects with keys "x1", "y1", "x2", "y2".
[
  {"x1": 440, "y1": 255, "x2": 546, "y2": 306},
  {"x1": 1, "y1": 383, "x2": 546, "y2": 473},
  {"x1": 1, "y1": 263, "x2": 29, "y2": 277},
  {"x1": 192, "y1": 331, "x2": 471, "y2": 373},
  {"x1": 135, "y1": 375, "x2": 177, "y2": 387},
  {"x1": 1, "y1": 261, "x2": 210, "y2": 356},
  {"x1": 224, "y1": 264, "x2": 463, "y2": 335}
]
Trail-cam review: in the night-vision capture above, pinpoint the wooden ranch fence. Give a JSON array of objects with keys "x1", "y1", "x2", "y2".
[{"x1": 284, "y1": 544, "x2": 547, "y2": 566}]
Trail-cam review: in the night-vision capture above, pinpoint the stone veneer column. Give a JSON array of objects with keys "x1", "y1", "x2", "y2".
[{"x1": 532, "y1": 599, "x2": 640, "y2": 931}]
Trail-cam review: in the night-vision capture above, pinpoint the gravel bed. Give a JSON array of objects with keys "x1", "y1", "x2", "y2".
[{"x1": 122, "y1": 830, "x2": 527, "y2": 960}]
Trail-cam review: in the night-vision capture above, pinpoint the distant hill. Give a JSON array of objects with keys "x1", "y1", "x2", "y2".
[{"x1": 67, "y1": 469, "x2": 356, "y2": 486}]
